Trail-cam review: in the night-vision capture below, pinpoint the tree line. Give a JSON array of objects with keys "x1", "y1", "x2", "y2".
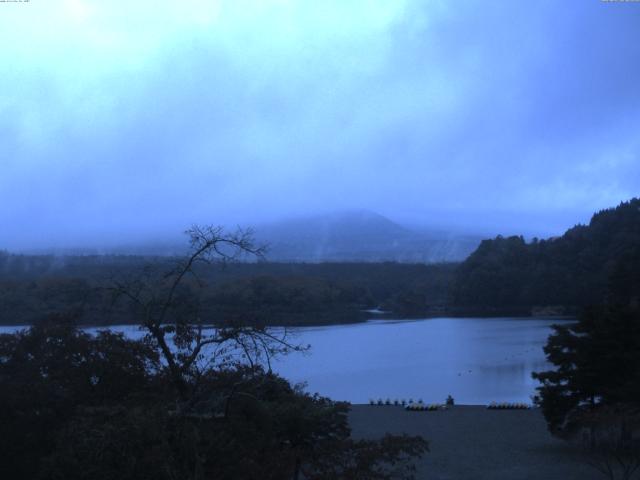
[
  {"x1": 2, "y1": 198, "x2": 639, "y2": 326},
  {"x1": 0, "y1": 255, "x2": 456, "y2": 326},
  {"x1": 453, "y1": 198, "x2": 640, "y2": 313}
]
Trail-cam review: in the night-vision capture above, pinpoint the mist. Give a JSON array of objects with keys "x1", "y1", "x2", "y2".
[{"x1": 1, "y1": 0, "x2": 639, "y2": 251}]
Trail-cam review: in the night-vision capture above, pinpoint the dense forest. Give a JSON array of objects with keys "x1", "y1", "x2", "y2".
[
  {"x1": 453, "y1": 198, "x2": 640, "y2": 313},
  {"x1": 0, "y1": 255, "x2": 455, "y2": 326}
]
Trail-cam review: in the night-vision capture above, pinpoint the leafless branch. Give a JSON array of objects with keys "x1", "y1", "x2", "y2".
[{"x1": 105, "y1": 224, "x2": 299, "y2": 402}]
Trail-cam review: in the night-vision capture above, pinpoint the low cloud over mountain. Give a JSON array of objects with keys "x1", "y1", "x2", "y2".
[{"x1": 255, "y1": 210, "x2": 482, "y2": 263}]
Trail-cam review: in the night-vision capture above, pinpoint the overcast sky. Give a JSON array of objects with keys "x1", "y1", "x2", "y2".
[{"x1": 1, "y1": 0, "x2": 639, "y2": 250}]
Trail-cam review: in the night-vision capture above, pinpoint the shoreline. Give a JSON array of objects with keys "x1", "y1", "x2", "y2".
[{"x1": 0, "y1": 314, "x2": 577, "y2": 330}]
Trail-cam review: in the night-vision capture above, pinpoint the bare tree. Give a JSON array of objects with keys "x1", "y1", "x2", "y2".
[
  {"x1": 110, "y1": 225, "x2": 305, "y2": 400},
  {"x1": 570, "y1": 404, "x2": 640, "y2": 480}
]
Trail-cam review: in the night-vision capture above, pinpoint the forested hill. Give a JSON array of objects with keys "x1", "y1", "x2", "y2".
[{"x1": 453, "y1": 198, "x2": 640, "y2": 312}]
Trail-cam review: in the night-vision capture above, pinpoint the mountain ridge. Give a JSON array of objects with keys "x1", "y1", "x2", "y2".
[{"x1": 254, "y1": 210, "x2": 482, "y2": 263}]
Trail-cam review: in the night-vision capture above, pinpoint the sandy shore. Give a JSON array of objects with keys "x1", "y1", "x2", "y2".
[{"x1": 349, "y1": 405, "x2": 602, "y2": 480}]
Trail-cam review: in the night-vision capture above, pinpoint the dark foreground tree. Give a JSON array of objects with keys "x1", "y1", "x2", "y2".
[
  {"x1": 0, "y1": 321, "x2": 427, "y2": 479},
  {"x1": 572, "y1": 404, "x2": 640, "y2": 480},
  {"x1": 533, "y1": 304, "x2": 640, "y2": 479},
  {"x1": 533, "y1": 306, "x2": 640, "y2": 429},
  {"x1": 0, "y1": 226, "x2": 428, "y2": 479},
  {"x1": 0, "y1": 317, "x2": 161, "y2": 480}
]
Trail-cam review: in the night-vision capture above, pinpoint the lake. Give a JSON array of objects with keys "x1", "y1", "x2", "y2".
[{"x1": 0, "y1": 317, "x2": 567, "y2": 405}]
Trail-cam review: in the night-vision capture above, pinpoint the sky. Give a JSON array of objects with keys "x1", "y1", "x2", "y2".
[{"x1": 1, "y1": 0, "x2": 639, "y2": 250}]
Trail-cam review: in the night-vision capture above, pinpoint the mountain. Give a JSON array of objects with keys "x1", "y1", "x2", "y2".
[
  {"x1": 254, "y1": 210, "x2": 481, "y2": 263},
  {"x1": 16, "y1": 210, "x2": 481, "y2": 263}
]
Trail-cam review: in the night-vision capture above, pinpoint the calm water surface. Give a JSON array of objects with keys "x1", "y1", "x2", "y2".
[
  {"x1": 0, "y1": 317, "x2": 568, "y2": 405},
  {"x1": 273, "y1": 317, "x2": 566, "y2": 404}
]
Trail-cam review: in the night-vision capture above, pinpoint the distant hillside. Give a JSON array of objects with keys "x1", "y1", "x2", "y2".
[
  {"x1": 255, "y1": 210, "x2": 481, "y2": 263},
  {"x1": 16, "y1": 210, "x2": 482, "y2": 263},
  {"x1": 453, "y1": 198, "x2": 640, "y2": 311},
  {"x1": 0, "y1": 253, "x2": 457, "y2": 325}
]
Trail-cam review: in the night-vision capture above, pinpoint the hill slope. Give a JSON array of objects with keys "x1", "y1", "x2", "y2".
[
  {"x1": 453, "y1": 198, "x2": 640, "y2": 311},
  {"x1": 255, "y1": 210, "x2": 481, "y2": 263}
]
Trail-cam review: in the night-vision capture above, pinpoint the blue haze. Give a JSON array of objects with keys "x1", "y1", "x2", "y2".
[{"x1": 0, "y1": 1, "x2": 639, "y2": 250}]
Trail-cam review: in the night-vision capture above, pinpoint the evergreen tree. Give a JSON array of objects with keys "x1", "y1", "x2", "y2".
[
  {"x1": 533, "y1": 249, "x2": 640, "y2": 478},
  {"x1": 533, "y1": 305, "x2": 640, "y2": 433}
]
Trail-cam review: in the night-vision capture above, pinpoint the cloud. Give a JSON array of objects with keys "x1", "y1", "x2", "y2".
[{"x1": 0, "y1": 0, "x2": 639, "y2": 249}]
